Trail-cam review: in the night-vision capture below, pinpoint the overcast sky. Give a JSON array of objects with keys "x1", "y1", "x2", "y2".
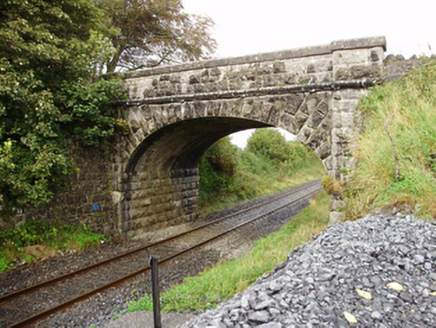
[
  {"x1": 184, "y1": 0, "x2": 435, "y2": 59},
  {"x1": 182, "y1": 0, "x2": 435, "y2": 148}
]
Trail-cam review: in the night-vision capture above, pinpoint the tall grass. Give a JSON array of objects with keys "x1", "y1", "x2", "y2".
[
  {"x1": 128, "y1": 191, "x2": 330, "y2": 313},
  {"x1": 343, "y1": 59, "x2": 436, "y2": 219}
]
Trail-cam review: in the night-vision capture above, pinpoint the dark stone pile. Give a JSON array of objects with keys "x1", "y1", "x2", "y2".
[{"x1": 181, "y1": 213, "x2": 436, "y2": 327}]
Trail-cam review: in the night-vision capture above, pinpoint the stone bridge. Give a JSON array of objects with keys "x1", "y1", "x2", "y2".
[
  {"x1": 114, "y1": 36, "x2": 386, "y2": 238},
  {"x1": 15, "y1": 36, "x2": 387, "y2": 238}
]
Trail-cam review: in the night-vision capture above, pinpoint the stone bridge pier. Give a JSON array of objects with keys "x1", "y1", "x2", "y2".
[{"x1": 113, "y1": 36, "x2": 387, "y2": 238}]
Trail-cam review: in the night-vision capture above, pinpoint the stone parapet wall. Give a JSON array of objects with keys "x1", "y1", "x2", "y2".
[
  {"x1": 124, "y1": 37, "x2": 385, "y2": 104},
  {"x1": 384, "y1": 54, "x2": 430, "y2": 81},
  {"x1": 125, "y1": 37, "x2": 386, "y2": 78}
]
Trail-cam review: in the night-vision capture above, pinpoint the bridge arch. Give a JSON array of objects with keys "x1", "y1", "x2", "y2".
[
  {"x1": 119, "y1": 91, "x2": 338, "y2": 238},
  {"x1": 115, "y1": 36, "x2": 386, "y2": 237}
]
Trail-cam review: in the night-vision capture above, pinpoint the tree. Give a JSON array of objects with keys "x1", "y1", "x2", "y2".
[
  {"x1": 246, "y1": 129, "x2": 297, "y2": 167},
  {"x1": 93, "y1": 0, "x2": 217, "y2": 72},
  {"x1": 0, "y1": 0, "x2": 123, "y2": 216}
]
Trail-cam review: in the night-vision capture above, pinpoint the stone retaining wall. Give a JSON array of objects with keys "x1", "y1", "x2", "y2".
[
  {"x1": 119, "y1": 168, "x2": 199, "y2": 238},
  {"x1": 8, "y1": 145, "x2": 118, "y2": 236}
]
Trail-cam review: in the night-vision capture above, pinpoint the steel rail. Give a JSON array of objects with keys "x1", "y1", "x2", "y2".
[
  {"x1": 0, "y1": 179, "x2": 319, "y2": 305},
  {"x1": 5, "y1": 182, "x2": 321, "y2": 327}
]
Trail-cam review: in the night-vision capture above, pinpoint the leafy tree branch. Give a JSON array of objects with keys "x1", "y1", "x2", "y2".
[
  {"x1": 0, "y1": 0, "x2": 123, "y2": 216},
  {"x1": 93, "y1": 0, "x2": 217, "y2": 73}
]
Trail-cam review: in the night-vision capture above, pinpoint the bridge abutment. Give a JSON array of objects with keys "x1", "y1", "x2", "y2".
[{"x1": 119, "y1": 168, "x2": 200, "y2": 239}]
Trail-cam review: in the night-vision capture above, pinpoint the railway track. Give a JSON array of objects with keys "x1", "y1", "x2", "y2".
[{"x1": 0, "y1": 179, "x2": 321, "y2": 327}]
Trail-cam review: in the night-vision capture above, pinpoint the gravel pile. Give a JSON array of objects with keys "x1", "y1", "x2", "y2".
[{"x1": 181, "y1": 213, "x2": 436, "y2": 327}]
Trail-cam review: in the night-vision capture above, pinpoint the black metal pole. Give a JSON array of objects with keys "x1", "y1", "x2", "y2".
[{"x1": 149, "y1": 256, "x2": 161, "y2": 328}]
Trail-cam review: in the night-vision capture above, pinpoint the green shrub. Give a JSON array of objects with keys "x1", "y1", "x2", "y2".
[
  {"x1": 198, "y1": 137, "x2": 240, "y2": 203},
  {"x1": 246, "y1": 128, "x2": 297, "y2": 170},
  {"x1": 0, "y1": 253, "x2": 11, "y2": 272},
  {"x1": 0, "y1": 2, "x2": 124, "y2": 217}
]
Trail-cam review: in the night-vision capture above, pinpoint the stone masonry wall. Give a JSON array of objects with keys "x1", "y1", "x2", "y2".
[
  {"x1": 119, "y1": 167, "x2": 199, "y2": 239},
  {"x1": 385, "y1": 54, "x2": 425, "y2": 81},
  {"x1": 124, "y1": 38, "x2": 385, "y2": 103},
  {"x1": 10, "y1": 145, "x2": 119, "y2": 236}
]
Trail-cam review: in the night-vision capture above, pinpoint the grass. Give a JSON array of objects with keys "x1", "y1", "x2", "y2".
[
  {"x1": 342, "y1": 59, "x2": 436, "y2": 219},
  {"x1": 128, "y1": 190, "x2": 329, "y2": 313},
  {"x1": 0, "y1": 220, "x2": 107, "y2": 273}
]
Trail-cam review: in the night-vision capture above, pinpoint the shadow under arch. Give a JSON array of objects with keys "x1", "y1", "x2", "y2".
[{"x1": 119, "y1": 117, "x2": 272, "y2": 238}]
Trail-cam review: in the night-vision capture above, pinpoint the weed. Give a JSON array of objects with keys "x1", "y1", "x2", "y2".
[
  {"x1": 321, "y1": 175, "x2": 342, "y2": 195},
  {"x1": 0, "y1": 220, "x2": 107, "y2": 273},
  {"x1": 0, "y1": 254, "x2": 10, "y2": 272}
]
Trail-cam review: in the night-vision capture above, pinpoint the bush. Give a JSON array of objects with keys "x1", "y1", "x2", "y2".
[
  {"x1": 246, "y1": 128, "x2": 297, "y2": 170},
  {"x1": 198, "y1": 137, "x2": 240, "y2": 203},
  {"x1": 0, "y1": 1, "x2": 124, "y2": 217}
]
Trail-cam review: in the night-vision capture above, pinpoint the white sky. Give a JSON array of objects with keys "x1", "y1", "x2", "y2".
[
  {"x1": 183, "y1": 0, "x2": 436, "y2": 148},
  {"x1": 184, "y1": 0, "x2": 435, "y2": 59}
]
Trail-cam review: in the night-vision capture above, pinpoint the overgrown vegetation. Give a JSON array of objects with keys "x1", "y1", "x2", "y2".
[
  {"x1": 0, "y1": 220, "x2": 106, "y2": 273},
  {"x1": 0, "y1": 0, "x2": 216, "y2": 218},
  {"x1": 0, "y1": 0, "x2": 124, "y2": 216},
  {"x1": 342, "y1": 59, "x2": 436, "y2": 219},
  {"x1": 198, "y1": 128, "x2": 325, "y2": 214},
  {"x1": 128, "y1": 190, "x2": 329, "y2": 313}
]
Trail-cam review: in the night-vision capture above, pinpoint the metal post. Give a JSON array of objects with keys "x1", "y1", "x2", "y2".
[{"x1": 149, "y1": 256, "x2": 162, "y2": 328}]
